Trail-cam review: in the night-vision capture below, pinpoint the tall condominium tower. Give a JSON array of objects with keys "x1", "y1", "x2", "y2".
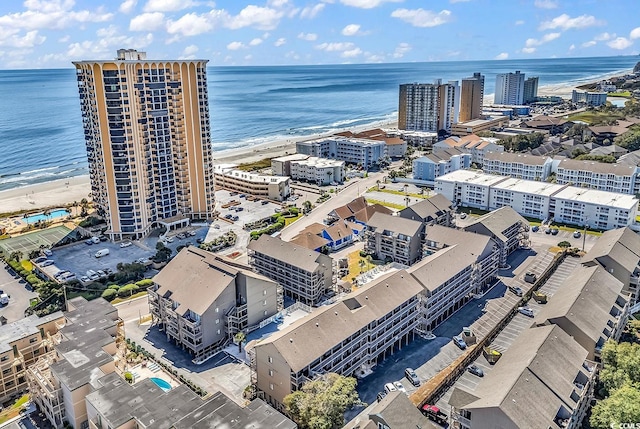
[
  {"x1": 398, "y1": 80, "x2": 460, "y2": 133},
  {"x1": 73, "y1": 49, "x2": 215, "y2": 240},
  {"x1": 460, "y1": 72, "x2": 485, "y2": 122},
  {"x1": 494, "y1": 70, "x2": 525, "y2": 105},
  {"x1": 523, "y1": 76, "x2": 539, "y2": 104}
]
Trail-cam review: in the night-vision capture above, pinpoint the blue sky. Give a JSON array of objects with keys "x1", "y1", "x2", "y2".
[{"x1": 0, "y1": 0, "x2": 639, "y2": 68}]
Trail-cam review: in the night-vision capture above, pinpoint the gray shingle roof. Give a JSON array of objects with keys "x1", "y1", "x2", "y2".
[
  {"x1": 556, "y1": 158, "x2": 636, "y2": 176},
  {"x1": 248, "y1": 234, "x2": 333, "y2": 273},
  {"x1": 400, "y1": 194, "x2": 453, "y2": 221},
  {"x1": 484, "y1": 151, "x2": 550, "y2": 165},
  {"x1": 465, "y1": 206, "x2": 528, "y2": 243},
  {"x1": 583, "y1": 227, "x2": 640, "y2": 274},
  {"x1": 366, "y1": 212, "x2": 422, "y2": 237},
  {"x1": 408, "y1": 245, "x2": 476, "y2": 292}
]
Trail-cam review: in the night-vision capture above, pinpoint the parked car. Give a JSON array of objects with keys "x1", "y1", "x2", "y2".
[
  {"x1": 508, "y1": 285, "x2": 523, "y2": 297},
  {"x1": 384, "y1": 383, "x2": 397, "y2": 394},
  {"x1": 165, "y1": 236, "x2": 175, "y2": 243},
  {"x1": 80, "y1": 276, "x2": 90, "y2": 283},
  {"x1": 85, "y1": 239, "x2": 94, "y2": 245},
  {"x1": 232, "y1": 215, "x2": 239, "y2": 221},
  {"x1": 518, "y1": 306, "x2": 534, "y2": 318},
  {"x1": 96, "y1": 270, "x2": 106, "y2": 278},
  {"x1": 453, "y1": 335, "x2": 467, "y2": 350},
  {"x1": 573, "y1": 230, "x2": 581, "y2": 238},
  {"x1": 196, "y1": 238, "x2": 204, "y2": 244},
  {"x1": 189, "y1": 230, "x2": 197, "y2": 236},
  {"x1": 91, "y1": 236, "x2": 101, "y2": 244},
  {"x1": 460, "y1": 212, "x2": 467, "y2": 219},
  {"x1": 376, "y1": 391, "x2": 387, "y2": 402},
  {"x1": 40, "y1": 260, "x2": 55, "y2": 267},
  {"x1": 225, "y1": 214, "x2": 233, "y2": 219},
  {"x1": 261, "y1": 200, "x2": 269, "y2": 205},
  {"x1": 544, "y1": 228, "x2": 551, "y2": 235},
  {"x1": 99, "y1": 236, "x2": 108, "y2": 242},
  {"x1": 213, "y1": 224, "x2": 220, "y2": 230},
  {"x1": 120, "y1": 241, "x2": 132, "y2": 248},
  {"x1": 33, "y1": 256, "x2": 47, "y2": 264},
  {"x1": 176, "y1": 233, "x2": 186, "y2": 239},
  {"x1": 42, "y1": 249, "x2": 53, "y2": 256},
  {"x1": 104, "y1": 268, "x2": 114, "y2": 275},
  {"x1": 524, "y1": 272, "x2": 537, "y2": 284},
  {"x1": 531, "y1": 225, "x2": 539, "y2": 232},
  {"x1": 54, "y1": 270, "x2": 70, "y2": 279},
  {"x1": 405, "y1": 368, "x2": 420, "y2": 387},
  {"x1": 393, "y1": 381, "x2": 407, "y2": 394},
  {"x1": 551, "y1": 228, "x2": 559, "y2": 235},
  {"x1": 422, "y1": 405, "x2": 447, "y2": 424},
  {"x1": 467, "y1": 365, "x2": 484, "y2": 377},
  {"x1": 95, "y1": 249, "x2": 110, "y2": 258}
]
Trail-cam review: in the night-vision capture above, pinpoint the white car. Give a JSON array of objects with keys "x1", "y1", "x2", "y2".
[
  {"x1": 384, "y1": 382, "x2": 398, "y2": 394},
  {"x1": 120, "y1": 241, "x2": 132, "y2": 248},
  {"x1": 189, "y1": 230, "x2": 197, "y2": 236},
  {"x1": 80, "y1": 276, "x2": 90, "y2": 283},
  {"x1": 393, "y1": 381, "x2": 407, "y2": 394},
  {"x1": 41, "y1": 260, "x2": 55, "y2": 267},
  {"x1": 518, "y1": 307, "x2": 534, "y2": 318},
  {"x1": 460, "y1": 212, "x2": 467, "y2": 219},
  {"x1": 165, "y1": 236, "x2": 175, "y2": 243}
]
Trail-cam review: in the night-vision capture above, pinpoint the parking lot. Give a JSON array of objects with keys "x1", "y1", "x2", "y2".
[{"x1": 0, "y1": 261, "x2": 38, "y2": 323}]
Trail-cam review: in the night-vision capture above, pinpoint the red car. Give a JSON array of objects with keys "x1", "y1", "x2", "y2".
[{"x1": 422, "y1": 404, "x2": 447, "y2": 424}]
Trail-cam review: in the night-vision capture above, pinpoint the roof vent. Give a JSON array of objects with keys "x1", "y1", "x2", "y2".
[
  {"x1": 316, "y1": 323, "x2": 319, "y2": 327},
  {"x1": 365, "y1": 296, "x2": 368, "y2": 300},
  {"x1": 335, "y1": 311, "x2": 338, "y2": 315},
  {"x1": 289, "y1": 338, "x2": 293, "y2": 343}
]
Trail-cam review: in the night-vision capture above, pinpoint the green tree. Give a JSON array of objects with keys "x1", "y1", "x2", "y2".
[
  {"x1": 590, "y1": 383, "x2": 640, "y2": 429},
  {"x1": 283, "y1": 373, "x2": 364, "y2": 429},
  {"x1": 9, "y1": 251, "x2": 23, "y2": 263},
  {"x1": 234, "y1": 331, "x2": 246, "y2": 353},
  {"x1": 615, "y1": 127, "x2": 640, "y2": 152},
  {"x1": 101, "y1": 288, "x2": 117, "y2": 301},
  {"x1": 599, "y1": 341, "x2": 640, "y2": 394},
  {"x1": 557, "y1": 241, "x2": 571, "y2": 248}
]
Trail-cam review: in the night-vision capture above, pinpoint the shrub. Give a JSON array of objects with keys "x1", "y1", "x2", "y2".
[
  {"x1": 108, "y1": 284, "x2": 120, "y2": 290},
  {"x1": 124, "y1": 372, "x2": 133, "y2": 383},
  {"x1": 101, "y1": 289, "x2": 118, "y2": 301},
  {"x1": 26, "y1": 274, "x2": 39, "y2": 284},
  {"x1": 135, "y1": 279, "x2": 153, "y2": 288},
  {"x1": 118, "y1": 283, "x2": 139, "y2": 297}
]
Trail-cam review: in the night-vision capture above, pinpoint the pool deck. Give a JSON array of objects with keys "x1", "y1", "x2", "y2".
[{"x1": 128, "y1": 362, "x2": 180, "y2": 389}]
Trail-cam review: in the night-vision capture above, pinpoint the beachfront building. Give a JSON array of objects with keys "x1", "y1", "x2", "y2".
[
  {"x1": 296, "y1": 136, "x2": 387, "y2": 169},
  {"x1": 289, "y1": 157, "x2": 345, "y2": 185},
  {"x1": 271, "y1": 153, "x2": 310, "y2": 176},
  {"x1": 433, "y1": 134, "x2": 504, "y2": 166},
  {"x1": 554, "y1": 158, "x2": 637, "y2": 195},
  {"x1": 399, "y1": 193, "x2": 455, "y2": 229},
  {"x1": 364, "y1": 213, "x2": 422, "y2": 265},
  {"x1": 398, "y1": 80, "x2": 460, "y2": 133},
  {"x1": 213, "y1": 164, "x2": 290, "y2": 201},
  {"x1": 73, "y1": 49, "x2": 215, "y2": 240},
  {"x1": 572, "y1": 89, "x2": 608, "y2": 106},
  {"x1": 0, "y1": 312, "x2": 64, "y2": 404},
  {"x1": 449, "y1": 325, "x2": 597, "y2": 429},
  {"x1": 148, "y1": 247, "x2": 281, "y2": 361},
  {"x1": 459, "y1": 73, "x2": 485, "y2": 123},
  {"x1": 27, "y1": 297, "x2": 123, "y2": 429},
  {"x1": 450, "y1": 117, "x2": 510, "y2": 137},
  {"x1": 494, "y1": 71, "x2": 525, "y2": 105},
  {"x1": 482, "y1": 152, "x2": 553, "y2": 181},
  {"x1": 412, "y1": 148, "x2": 471, "y2": 182},
  {"x1": 250, "y1": 270, "x2": 424, "y2": 411},
  {"x1": 248, "y1": 235, "x2": 334, "y2": 306},
  {"x1": 523, "y1": 76, "x2": 539, "y2": 104},
  {"x1": 582, "y1": 227, "x2": 640, "y2": 306},
  {"x1": 385, "y1": 129, "x2": 439, "y2": 147}
]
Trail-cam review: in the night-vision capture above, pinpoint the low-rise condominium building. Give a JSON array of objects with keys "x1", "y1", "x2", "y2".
[{"x1": 213, "y1": 164, "x2": 290, "y2": 201}]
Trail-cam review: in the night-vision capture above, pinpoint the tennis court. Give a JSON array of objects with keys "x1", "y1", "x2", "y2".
[{"x1": 0, "y1": 226, "x2": 74, "y2": 255}]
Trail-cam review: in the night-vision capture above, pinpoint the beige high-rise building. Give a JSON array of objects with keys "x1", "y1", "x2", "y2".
[
  {"x1": 73, "y1": 49, "x2": 215, "y2": 240},
  {"x1": 459, "y1": 72, "x2": 484, "y2": 122}
]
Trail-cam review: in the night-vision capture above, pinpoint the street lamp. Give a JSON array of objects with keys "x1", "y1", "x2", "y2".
[{"x1": 582, "y1": 218, "x2": 588, "y2": 252}]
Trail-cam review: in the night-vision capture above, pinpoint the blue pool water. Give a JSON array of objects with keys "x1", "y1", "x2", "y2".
[
  {"x1": 150, "y1": 377, "x2": 171, "y2": 392},
  {"x1": 25, "y1": 209, "x2": 69, "y2": 224}
]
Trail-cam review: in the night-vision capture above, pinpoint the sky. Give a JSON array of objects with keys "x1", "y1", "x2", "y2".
[{"x1": 0, "y1": 0, "x2": 639, "y2": 69}]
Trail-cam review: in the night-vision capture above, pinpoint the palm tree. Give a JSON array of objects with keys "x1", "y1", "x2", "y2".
[
  {"x1": 303, "y1": 200, "x2": 312, "y2": 213},
  {"x1": 358, "y1": 259, "x2": 366, "y2": 273},
  {"x1": 10, "y1": 251, "x2": 23, "y2": 263},
  {"x1": 234, "y1": 331, "x2": 246, "y2": 353},
  {"x1": 376, "y1": 179, "x2": 381, "y2": 190}
]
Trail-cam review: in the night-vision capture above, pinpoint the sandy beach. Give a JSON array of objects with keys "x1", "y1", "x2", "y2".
[{"x1": 0, "y1": 175, "x2": 91, "y2": 215}]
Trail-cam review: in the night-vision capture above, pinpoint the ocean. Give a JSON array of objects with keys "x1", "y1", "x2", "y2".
[{"x1": 0, "y1": 55, "x2": 637, "y2": 192}]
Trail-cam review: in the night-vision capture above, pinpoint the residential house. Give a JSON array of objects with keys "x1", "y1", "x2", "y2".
[
  {"x1": 482, "y1": 152, "x2": 553, "y2": 181},
  {"x1": 534, "y1": 265, "x2": 629, "y2": 361},
  {"x1": 290, "y1": 221, "x2": 357, "y2": 252},
  {"x1": 364, "y1": 213, "x2": 422, "y2": 265},
  {"x1": 248, "y1": 235, "x2": 334, "y2": 306},
  {"x1": 327, "y1": 196, "x2": 392, "y2": 226},
  {"x1": 521, "y1": 115, "x2": 571, "y2": 134},
  {"x1": 148, "y1": 246, "x2": 281, "y2": 360},
  {"x1": 464, "y1": 207, "x2": 529, "y2": 267},
  {"x1": 449, "y1": 325, "x2": 596, "y2": 429}
]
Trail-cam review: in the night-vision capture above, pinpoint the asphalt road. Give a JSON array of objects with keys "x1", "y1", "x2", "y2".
[{"x1": 0, "y1": 262, "x2": 38, "y2": 323}]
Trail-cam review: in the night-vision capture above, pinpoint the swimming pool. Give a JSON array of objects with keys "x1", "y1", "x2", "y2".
[
  {"x1": 25, "y1": 209, "x2": 69, "y2": 224},
  {"x1": 150, "y1": 377, "x2": 172, "y2": 392}
]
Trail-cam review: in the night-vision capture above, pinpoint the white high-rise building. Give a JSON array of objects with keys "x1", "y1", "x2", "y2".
[
  {"x1": 494, "y1": 71, "x2": 525, "y2": 105},
  {"x1": 398, "y1": 80, "x2": 460, "y2": 133}
]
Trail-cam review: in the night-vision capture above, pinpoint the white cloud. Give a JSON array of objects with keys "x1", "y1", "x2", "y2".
[
  {"x1": 534, "y1": 0, "x2": 558, "y2": 9},
  {"x1": 249, "y1": 38, "x2": 263, "y2": 46},
  {"x1": 316, "y1": 42, "x2": 355, "y2": 52},
  {"x1": 182, "y1": 44, "x2": 198, "y2": 56},
  {"x1": 244, "y1": 54, "x2": 253, "y2": 60},
  {"x1": 581, "y1": 40, "x2": 596, "y2": 47},
  {"x1": 166, "y1": 12, "x2": 215, "y2": 38},
  {"x1": 299, "y1": 3, "x2": 325, "y2": 18},
  {"x1": 66, "y1": 29, "x2": 153, "y2": 60},
  {"x1": 226, "y1": 5, "x2": 284, "y2": 31},
  {"x1": 392, "y1": 42, "x2": 411, "y2": 58},
  {"x1": 515, "y1": 20, "x2": 525, "y2": 25},
  {"x1": 268, "y1": 0, "x2": 290, "y2": 7},
  {"x1": 630, "y1": 27, "x2": 640, "y2": 40},
  {"x1": 227, "y1": 41, "x2": 246, "y2": 50},
  {"x1": 0, "y1": 0, "x2": 113, "y2": 31},
  {"x1": 569, "y1": 44, "x2": 575, "y2": 50},
  {"x1": 342, "y1": 47, "x2": 362, "y2": 58},
  {"x1": 449, "y1": 0, "x2": 471, "y2": 3},
  {"x1": 522, "y1": 47, "x2": 536, "y2": 54},
  {"x1": 538, "y1": 14, "x2": 603, "y2": 31},
  {"x1": 0, "y1": 30, "x2": 46, "y2": 48},
  {"x1": 58, "y1": 35, "x2": 70, "y2": 42},
  {"x1": 340, "y1": 0, "x2": 402, "y2": 9},
  {"x1": 119, "y1": 0, "x2": 137, "y2": 14},
  {"x1": 607, "y1": 37, "x2": 633, "y2": 50},
  {"x1": 129, "y1": 12, "x2": 165, "y2": 31},
  {"x1": 525, "y1": 32, "x2": 561, "y2": 47},
  {"x1": 495, "y1": 52, "x2": 509, "y2": 60},
  {"x1": 342, "y1": 24, "x2": 361, "y2": 36},
  {"x1": 297, "y1": 32, "x2": 318, "y2": 41},
  {"x1": 118, "y1": 0, "x2": 138, "y2": 13},
  {"x1": 391, "y1": 9, "x2": 452, "y2": 28},
  {"x1": 274, "y1": 37, "x2": 286, "y2": 47},
  {"x1": 143, "y1": 0, "x2": 195, "y2": 12},
  {"x1": 594, "y1": 32, "x2": 615, "y2": 41}
]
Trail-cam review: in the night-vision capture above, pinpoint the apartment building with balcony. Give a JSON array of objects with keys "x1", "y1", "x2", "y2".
[
  {"x1": 0, "y1": 312, "x2": 64, "y2": 404},
  {"x1": 582, "y1": 227, "x2": 640, "y2": 305},
  {"x1": 464, "y1": 207, "x2": 529, "y2": 267},
  {"x1": 296, "y1": 136, "x2": 387, "y2": 169},
  {"x1": 248, "y1": 235, "x2": 334, "y2": 306},
  {"x1": 27, "y1": 297, "x2": 123, "y2": 429},
  {"x1": 364, "y1": 213, "x2": 422, "y2": 265},
  {"x1": 555, "y1": 158, "x2": 637, "y2": 194},
  {"x1": 482, "y1": 152, "x2": 553, "y2": 181},
  {"x1": 213, "y1": 164, "x2": 291, "y2": 201},
  {"x1": 271, "y1": 153, "x2": 311, "y2": 176},
  {"x1": 398, "y1": 81, "x2": 460, "y2": 133},
  {"x1": 148, "y1": 246, "x2": 281, "y2": 360},
  {"x1": 412, "y1": 148, "x2": 471, "y2": 182},
  {"x1": 489, "y1": 178, "x2": 565, "y2": 220},
  {"x1": 571, "y1": 89, "x2": 607, "y2": 106},
  {"x1": 459, "y1": 73, "x2": 484, "y2": 123},
  {"x1": 250, "y1": 270, "x2": 424, "y2": 411},
  {"x1": 289, "y1": 156, "x2": 345, "y2": 185},
  {"x1": 85, "y1": 372, "x2": 296, "y2": 429},
  {"x1": 435, "y1": 169, "x2": 509, "y2": 210},
  {"x1": 73, "y1": 50, "x2": 215, "y2": 240},
  {"x1": 534, "y1": 265, "x2": 629, "y2": 361},
  {"x1": 449, "y1": 325, "x2": 597, "y2": 429},
  {"x1": 399, "y1": 193, "x2": 455, "y2": 229},
  {"x1": 552, "y1": 186, "x2": 637, "y2": 230},
  {"x1": 433, "y1": 134, "x2": 504, "y2": 166}
]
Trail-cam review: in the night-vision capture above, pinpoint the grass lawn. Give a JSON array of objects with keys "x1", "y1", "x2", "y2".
[
  {"x1": 367, "y1": 186, "x2": 429, "y2": 199},
  {"x1": 342, "y1": 250, "x2": 377, "y2": 282},
  {"x1": 284, "y1": 213, "x2": 302, "y2": 226},
  {"x1": 567, "y1": 110, "x2": 625, "y2": 125},
  {"x1": 0, "y1": 394, "x2": 30, "y2": 424},
  {"x1": 236, "y1": 158, "x2": 272, "y2": 172},
  {"x1": 364, "y1": 198, "x2": 405, "y2": 210},
  {"x1": 607, "y1": 91, "x2": 632, "y2": 98}
]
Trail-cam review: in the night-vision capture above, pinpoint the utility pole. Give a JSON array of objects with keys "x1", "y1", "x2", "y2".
[
  {"x1": 62, "y1": 285, "x2": 68, "y2": 312},
  {"x1": 582, "y1": 220, "x2": 588, "y2": 252}
]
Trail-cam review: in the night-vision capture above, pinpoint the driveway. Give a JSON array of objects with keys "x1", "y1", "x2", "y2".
[{"x1": 0, "y1": 262, "x2": 38, "y2": 323}]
